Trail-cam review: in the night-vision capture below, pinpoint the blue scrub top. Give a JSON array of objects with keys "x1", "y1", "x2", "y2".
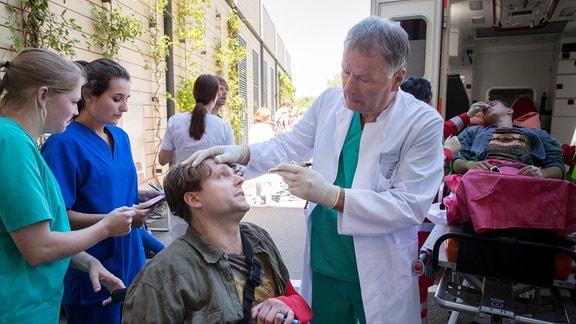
[{"x1": 41, "y1": 121, "x2": 145, "y2": 305}]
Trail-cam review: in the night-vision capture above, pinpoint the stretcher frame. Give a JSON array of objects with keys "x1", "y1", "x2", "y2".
[{"x1": 419, "y1": 224, "x2": 576, "y2": 323}]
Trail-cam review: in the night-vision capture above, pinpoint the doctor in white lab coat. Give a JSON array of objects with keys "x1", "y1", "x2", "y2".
[{"x1": 185, "y1": 16, "x2": 444, "y2": 323}]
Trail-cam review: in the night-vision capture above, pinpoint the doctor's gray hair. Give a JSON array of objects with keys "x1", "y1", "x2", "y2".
[{"x1": 344, "y1": 16, "x2": 410, "y2": 78}]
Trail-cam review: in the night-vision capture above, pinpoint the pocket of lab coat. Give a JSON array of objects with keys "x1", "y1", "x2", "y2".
[
  {"x1": 376, "y1": 151, "x2": 399, "y2": 191},
  {"x1": 390, "y1": 240, "x2": 417, "y2": 297},
  {"x1": 376, "y1": 160, "x2": 398, "y2": 191}
]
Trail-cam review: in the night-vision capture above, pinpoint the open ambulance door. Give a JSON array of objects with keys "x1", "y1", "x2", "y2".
[{"x1": 370, "y1": 0, "x2": 447, "y2": 116}]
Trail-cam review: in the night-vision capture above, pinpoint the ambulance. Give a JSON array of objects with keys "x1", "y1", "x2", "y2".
[{"x1": 371, "y1": 0, "x2": 576, "y2": 146}]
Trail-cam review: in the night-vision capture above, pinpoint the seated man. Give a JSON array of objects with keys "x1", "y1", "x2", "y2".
[
  {"x1": 121, "y1": 159, "x2": 312, "y2": 323},
  {"x1": 451, "y1": 100, "x2": 565, "y2": 179}
]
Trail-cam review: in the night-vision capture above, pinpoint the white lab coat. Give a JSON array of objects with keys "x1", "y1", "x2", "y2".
[{"x1": 246, "y1": 87, "x2": 444, "y2": 323}]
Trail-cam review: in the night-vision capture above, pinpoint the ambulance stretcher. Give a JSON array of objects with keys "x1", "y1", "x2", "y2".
[{"x1": 416, "y1": 223, "x2": 576, "y2": 323}]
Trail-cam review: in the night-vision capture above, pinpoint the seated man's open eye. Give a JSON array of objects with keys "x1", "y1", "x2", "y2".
[{"x1": 228, "y1": 163, "x2": 244, "y2": 176}]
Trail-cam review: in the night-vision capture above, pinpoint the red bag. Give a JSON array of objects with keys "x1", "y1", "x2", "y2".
[{"x1": 445, "y1": 161, "x2": 576, "y2": 235}]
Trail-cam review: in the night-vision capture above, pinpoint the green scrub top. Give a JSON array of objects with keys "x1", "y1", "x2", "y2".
[{"x1": 310, "y1": 112, "x2": 362, "y2": 283}]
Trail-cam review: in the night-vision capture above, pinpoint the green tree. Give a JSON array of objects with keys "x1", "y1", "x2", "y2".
[
  {"x1": 278, "y1": 71, "x2": 295, "y2": 106},
  {"x1": 295, "y1": 97, "x2": 316, "y2": 109},
  {"x1": 214, "y1": 8, "x2": 247, "y2": 144},
  {"x1": 327, "y1": 72, "x2": 341, "y2": 87}
]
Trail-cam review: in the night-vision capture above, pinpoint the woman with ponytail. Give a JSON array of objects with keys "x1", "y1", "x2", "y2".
[{"x1": 158, "y1": 74, "x2": 234, "y2": 165}]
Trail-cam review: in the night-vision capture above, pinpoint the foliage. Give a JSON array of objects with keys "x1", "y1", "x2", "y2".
[
  {"x1": 327, "y1": 72, "x2": 342, "y2": 87},
  {"x1": 278, "y1": 71, "x2": 295, "y2": 106},
  {"x1": 147, "y1": 0, "x2": 171, "y2": 185},
  {"x1": 173, "y1": 0, "x2": 210, "y2": 115},
  {"x1": 214, "y1": 8, "x2": 247, "y2": 144},
  {"x1": 89, "y1": 2, "x2": 144, "y2": 59},
  {"x1": 146, "y1": 0, "x2": 172, "y2": 101},
  {"x1": 295, "y1": 96, "x2": 316, "y2": 109},
  {"x1": 147, "y1": 0, "x2": 168, "y2": 28},
  {"x1": 175, "y1": 76, "x2": 196, "y2": 112},
  {"x1": 175, "y1": 0, "x2": 210, "y2": 51},
  {"x1": 148, "y1": 34, "x2": 173, "y2": 98},
  {"x1": 6, "y1": 0, "x2": 81, "y2": 57}
]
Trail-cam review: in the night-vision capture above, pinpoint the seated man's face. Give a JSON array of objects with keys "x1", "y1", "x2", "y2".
[{"x1": 196, "y1": 159, "x2": 250, "y2": 215}]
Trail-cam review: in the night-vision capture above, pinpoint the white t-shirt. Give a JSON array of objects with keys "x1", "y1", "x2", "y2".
[
  {"x1": 161, "y1": 112, "x2": 234, "y2": 163},
  {"x1": 248, "y1": 122, "x2": 275, "y2": 144}
]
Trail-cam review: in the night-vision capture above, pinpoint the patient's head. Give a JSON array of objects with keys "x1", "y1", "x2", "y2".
[
  {"x1": 163, "y1": 159, "x2": 249, "y2": 224},
  {"x1": 483, "y1": 100, "x2": 513, "y2": 125}
]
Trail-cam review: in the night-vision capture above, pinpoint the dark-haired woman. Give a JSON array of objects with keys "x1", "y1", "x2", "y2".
[{"x1": 41, "y1": 58, "x2": 162, "y2": 324}]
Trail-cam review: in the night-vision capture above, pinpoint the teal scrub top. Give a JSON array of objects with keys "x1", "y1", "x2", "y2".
[
  {"x1": 310, "y1": 112, "x2": 362, "y2": 283},
  {"x1": 0, "y1": 117, "x2": 71, "y2": 323}
]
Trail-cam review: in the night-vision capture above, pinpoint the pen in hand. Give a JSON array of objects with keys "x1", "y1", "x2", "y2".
[
  {"x1": 148, "y1": 182, "x2": 163, "y2": 193},
  {"x1": 268, "y1": 162, "x2": 312, "y2": 173}
]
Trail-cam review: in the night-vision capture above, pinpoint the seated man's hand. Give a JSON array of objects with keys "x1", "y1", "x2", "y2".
[
  {"x1": 251, "y1": 298, "x2": 294, "y2": 324},
  {"x1": 181, "y1": 145, "x2": 250, "y2": 166},
  {"x1": 274, "y1": 162, "x2": 340, "y2": 208}
]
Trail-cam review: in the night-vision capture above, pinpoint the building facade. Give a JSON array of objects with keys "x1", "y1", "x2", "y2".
[{"x1": 0, "y1": 0, "x2": 291, "y2": 183}]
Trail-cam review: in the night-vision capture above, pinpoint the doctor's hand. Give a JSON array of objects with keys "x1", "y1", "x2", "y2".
[
  {"x1": 273, "y1": 162, "x2": 341, "y2": 208},
  {"x1": 467, "y1": 101, "x2": 487, "y2": 118},
  {"x1": 181, "y1": 144, "x2": 250, "y2": 167},
  {"x1": 443, "y1": 135, "x2": 461, "y2": 154}
]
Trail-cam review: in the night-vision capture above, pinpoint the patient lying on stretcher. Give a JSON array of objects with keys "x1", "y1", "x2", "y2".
[
  {"x1": 450, "y1": 99, "x2": 565, "y2": 179},
  {"x1": 440, "y1": 100, "x2": 575, "y2": 280},
  {"x1": 444, "y1": 98, "x2": 572, "y2": 234}
]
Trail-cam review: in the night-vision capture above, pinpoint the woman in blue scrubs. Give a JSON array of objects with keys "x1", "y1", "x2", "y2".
[{"x1": 41, "y1": 58, "x2": 163, "y2": 324}]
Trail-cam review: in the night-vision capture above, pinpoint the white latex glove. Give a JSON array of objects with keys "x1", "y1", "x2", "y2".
[
  {"x1": 467, "y1": 101, "x2": 487, "y2": 118},
  {"x1": 444, "y1": 135, "x2": 461, "y2": 154},
  {"x1": 272, "y1": 162, "x2": 340, "y2": 208},
  {"x1": 182, "y1": 144, "x2": 250, "y2": 167}
]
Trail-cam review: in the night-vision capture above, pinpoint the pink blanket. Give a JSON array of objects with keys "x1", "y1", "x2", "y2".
[{"x1": 444, "y1": 162, "x2": 576, "y2": 235}]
